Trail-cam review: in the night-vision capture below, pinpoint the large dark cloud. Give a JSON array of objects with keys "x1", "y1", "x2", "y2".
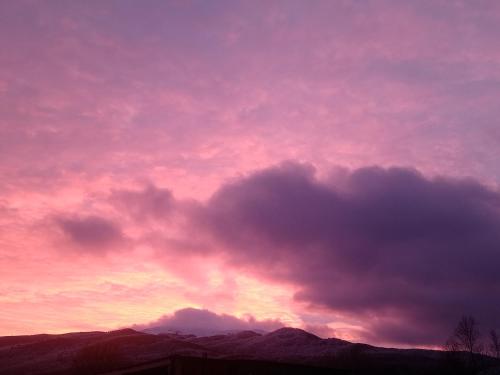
[
  {"x1": 57, "y1": 215, "x2": 124, "y2": 250},
  {"x1": 197, "y1": 162, "x2": 500, "y2": 346},
  {"x1": 135, "y1": 308, "x2": 283, "y2": 336}
]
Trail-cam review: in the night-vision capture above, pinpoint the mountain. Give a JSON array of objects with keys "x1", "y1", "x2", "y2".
[
  {"x1": 142, "y1": 326, "x2": 268, "y2": 337},
  {"x1": 0, "y1": 328, "x2": 211, "y2": 375},
  {"x1": 0, "y1": 327, "x2": 498, "y2": 374},
  {"x1": 187, "y1": 327, "x2": 350, "y2": 363}
]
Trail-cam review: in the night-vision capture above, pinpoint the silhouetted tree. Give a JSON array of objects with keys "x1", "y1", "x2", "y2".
[
  {"x1": 490, "y1": 329, "x2": 500, "y2": 359},
  {"x1": 455, "y1": 316, "x2": 481, "y2": 357},
  {"x1": 445, "y1": 315, "x2": 482, "y2": 373}
]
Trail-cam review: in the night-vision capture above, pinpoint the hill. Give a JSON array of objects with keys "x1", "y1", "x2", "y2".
[{"x1": 0, "y1": 327, "x2": 498, "y2": 374}]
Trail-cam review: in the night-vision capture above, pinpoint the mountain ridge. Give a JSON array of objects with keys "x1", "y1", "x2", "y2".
[{"x1": 0, "y1": 326, "x2": 498, "y2": 374}]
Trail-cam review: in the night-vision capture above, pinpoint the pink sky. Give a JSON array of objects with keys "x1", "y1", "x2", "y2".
[{"x1": 1, "y1": 0, "x2": 500, "y2": 348}]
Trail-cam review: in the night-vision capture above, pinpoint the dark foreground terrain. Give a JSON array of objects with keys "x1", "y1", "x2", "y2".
[{"x1": 0, "y1": 327, "x2": 498, "y2": 375}]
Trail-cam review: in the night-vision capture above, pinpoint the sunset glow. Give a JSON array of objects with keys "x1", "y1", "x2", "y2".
[{"x1": 1, "y1": 1, "x2": 500, "y2": 349}]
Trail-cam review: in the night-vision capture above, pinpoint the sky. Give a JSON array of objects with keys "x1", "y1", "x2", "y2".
[{"x1": 1, "y1": 0, "x2": 500, "y2": 348}]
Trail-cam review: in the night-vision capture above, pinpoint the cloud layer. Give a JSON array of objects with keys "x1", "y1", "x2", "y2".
[{"x1": 1, "y1": 1, "x2": 500, "y2": 348}]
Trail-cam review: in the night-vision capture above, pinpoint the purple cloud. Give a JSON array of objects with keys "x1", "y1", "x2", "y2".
[
  {"x1": 57, "y1": 215, "x2": 124, "y2": 250},
  {"x1": 136, "y1": 308, "x2": 283, "y2": 336},
  {"x1": 111, "y1": 184, "x2": 174, "y2": 221},
  {"x1": 197, "y1": 162, "x2": 500, "y2": 346}
]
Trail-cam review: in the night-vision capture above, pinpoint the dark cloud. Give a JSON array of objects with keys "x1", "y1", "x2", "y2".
[
  {"x1": 197, "y1": 162, "x2": 500, "y2": 346},
  {"x1": 136, "y1": 307, "x2": 283, "y2": 336},
  {"x1": 110, "y1": 184, "x2": 174, "y2": 221},
  {"x1": 57, "y1": 215, "x2": 124, "y2": 250}
]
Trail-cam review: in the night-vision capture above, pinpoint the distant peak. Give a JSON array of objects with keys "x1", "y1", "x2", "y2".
[
  {"x1": 267, "y1": 327, "x2": 320, "y2": 340},
  {"x1": 107, "y1": 328, "x2": 142, "y2": 336}
]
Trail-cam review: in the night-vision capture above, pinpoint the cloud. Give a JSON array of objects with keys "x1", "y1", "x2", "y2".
[
  {"x1": 3, "y1": 0, "x2": 500, "y2": 344},
  {"x1": 57, "y1": 215, "x2": 124, "y2": 251},
  {"x1": 136, "y1": 307, "x2": 283, "y2": 336},
  {"x1": 303, "y1": 324, "x2": 337, "y2": 339},
  {"x1": 110, "y1": 184, "x2": 175, "y2": 221},
  {"x1": 51, "y1": 162, "x2": 500, "y2": 346},
  {"x1": 196, "y1": 162, "x2": 500, "y2": 346}
]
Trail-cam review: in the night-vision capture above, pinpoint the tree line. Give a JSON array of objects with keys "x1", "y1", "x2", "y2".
[{"x1": 444, "y1": 315, "x2": 500, "y2": 374}]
